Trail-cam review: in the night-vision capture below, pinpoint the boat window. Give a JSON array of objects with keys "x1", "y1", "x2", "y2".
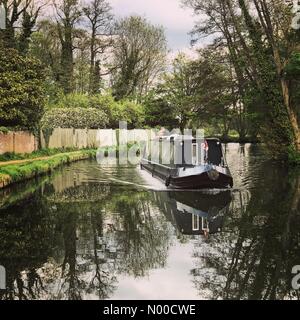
[
  {"x1": 192, "y1": 214, "x2": 200, "y2": 231},
  {"x1": 161, "y1": 140, "x2": 171, "y2": 165},
  {"x1": 174, "y1": 140, "x2": 183, "y2": 166},
  {"x1": 170, "y1": 143, "x2": 175, "y2": 165},
  {"x1": 202, "y1": 218, "x2": 209, "y2": 232},
  {"x1": 141, "y1": 142, "x2": 148, "y2": 158},
  {"x1": 192, "y1": 143, "x2": 198, "y2": 165},
  {"x1": 150, "y1": 140, "x2": 160, "y2": 163}
]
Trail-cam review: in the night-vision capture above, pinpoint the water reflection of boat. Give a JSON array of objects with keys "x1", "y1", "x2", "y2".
[
  {"x1": 141, "y1": 135, "x2": 233, "y2": 189},
  {"x1": 153, "y1": 191, "x2": 232, "y2": 236}
]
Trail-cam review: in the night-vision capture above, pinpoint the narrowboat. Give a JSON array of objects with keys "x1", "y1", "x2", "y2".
[{"x1": 140, "y1": 135, "x2": 233, "y2": 189}]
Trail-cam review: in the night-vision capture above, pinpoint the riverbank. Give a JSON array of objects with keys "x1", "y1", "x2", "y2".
[
  {"x1": 0, "y1": 149, "x2": 97, "y2": 189},
  {"x1": 0, "y1": 147, "x2": 79, "y2": 162},
  {"x1": 0, "y1": 144, "x2": 133, "y2": 189}
]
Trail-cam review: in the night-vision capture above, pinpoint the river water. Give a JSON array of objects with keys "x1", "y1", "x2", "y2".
[{"x1": 0, "y1": 144, "x2": 299, "y2": 300}]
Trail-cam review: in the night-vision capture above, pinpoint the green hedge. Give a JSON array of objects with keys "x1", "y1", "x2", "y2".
[
  {"x1": 41, "y1": 108, "x2": 109, "y2": 131},
  {"x1": 46, "y1": 93, "x2": 145, "y2": 129}
]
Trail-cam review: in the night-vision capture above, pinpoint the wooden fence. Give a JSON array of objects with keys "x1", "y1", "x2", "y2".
[{"x1": 0, "y1": 128, "x2": 159, "y2": 154}]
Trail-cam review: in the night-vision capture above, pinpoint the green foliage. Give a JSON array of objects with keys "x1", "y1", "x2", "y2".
[
  {"x1": 117, "y1": 100, "x2": 145, "y2": 129},
  {"x1": 288, "y1": 148, "x2": 300, "y2": 166},
  {"x1": 46, "y1": 92, "x2": 145, "y2": 129},
  {"x1": 148, "y1": 52, "x2": 237, "y2": 133},
  {"x1": 0, "y1": 126, "x2": 9, "y2": 134},
  {"x1": 89, "y1": 96, "x2": 145, "y2": 129},
  {"x1": 49, "y1": 93, "x2": 91, "y2": 109},
  {"x1": 182, "y1": 0, "x2": 300, "y2": 160},
  {"x1": 0, "y1": 145, "x2": 136, "y2": 188},
  {"x1": 285, "y1": 53, "x2": 300, "y2": 79},
  {"x1": 112, "y1": 15, "x2": 167, "y2": 100},
  {"x1": 0, "y1": 147, "x2": 79, "y2": 162},
  {"x1": 286, "y1": 53, "x2": 300, "y2": 122},
  {"x1": 40, "y1": 108, "x2": 109, "y2": 131},
  {"x1": 0, "y1": 47, "x2": 45, "y2": 131},
  {"x1": 143, "y1": 90, "x2": 179, "y2": 129}
]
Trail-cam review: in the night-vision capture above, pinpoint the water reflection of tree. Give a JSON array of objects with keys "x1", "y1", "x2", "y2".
[
  {"x1": 107, "y1": 190, "x2": 171, "y2": 278},
  {"x1": 192, "y1": 163, "x2": 300, "y2": 300},
  {"x1": 0, "y1": 180, "x2": 172, "y2": 300},
  {"x1": 0, "y1": 191, "x2": 55, "y2": 300},
  {"x1": 50, "y1": 186, "x2": 171, "y2": 298},
  {"x1": 48, "y1": 185, "x2": 118, "y2": 300}
]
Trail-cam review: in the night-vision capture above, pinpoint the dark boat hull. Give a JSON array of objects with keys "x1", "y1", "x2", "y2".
[
  {"x1": 168, "y1": 171, "x2": 233, "y2": 189},
  {"x1": 141, "y1": 160, "x2": 233, "y2": 189}
]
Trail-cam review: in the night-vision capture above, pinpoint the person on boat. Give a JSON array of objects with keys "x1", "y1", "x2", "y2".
[{"x1": 201, "y1": 140, "x2": 209, "y2": 164}]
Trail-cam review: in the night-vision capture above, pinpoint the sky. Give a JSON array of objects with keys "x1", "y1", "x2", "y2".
[{"x1": 109, "y1": 0, "x2": 197, "y2": 55}]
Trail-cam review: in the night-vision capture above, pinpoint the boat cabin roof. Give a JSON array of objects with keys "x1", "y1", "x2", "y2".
[
  {"x1": 154, "y1": 135, "x2": 221, "y2": 143},
  {"x1": 145, "y1": 135, "x2": 224, "y2": 167}
]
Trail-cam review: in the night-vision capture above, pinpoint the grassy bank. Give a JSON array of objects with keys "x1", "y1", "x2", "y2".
[
  {"x1": 0, "y1": 147, "x2": 80, "y2": 162},
  {"x1": 0, "y1": 144, "x2": 135, "y2": 189},
  {"x1": 0, "y1": 149, "x2": 97, "y2": 189}
]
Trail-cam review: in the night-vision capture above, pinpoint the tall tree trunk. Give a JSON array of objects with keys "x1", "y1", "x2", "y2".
[
  {"x1": 60, "y1": 36, "x2": 74, "y2": 94},
  {"x1": 272, "y1": 48, "x2": 300, "y2": 152},
  {"x1": 89, "y1": 29, "x2": 96, "y2": 93},
  {"x1": 253, "y1": 0, "x2": 299, "y2": 151}
]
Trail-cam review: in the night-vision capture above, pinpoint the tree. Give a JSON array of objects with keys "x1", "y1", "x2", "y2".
[
  {"x1": 143, "y1": 89, "x2": 179, "y2": 129},
  {"x1": 18, "y1": 1, "x2": 47, "y2": 53},
  {"x1": 157, "y1": 51, "x2": 236, "y2": 134},
  {"x1": 0, "y1": 0, "x2": 45, "y2": 52},
  {"x1": 30, "y1": 20, "x2": 61, "y2": 81},
  {"x1": 83, "y1": 0, "x2": 113, "y2": 94},
  {"x1": 73, "y1": 28, "x2": 90, "y2": 93},
  {"x1": 0, "y1": 46, "x2": 45, "y2": 131},
  {"x1": 183, "y1": 0, "x2": 300, "y2": 159},
  {"x1": 111, "y1": 16, "x2": 167, "y2": 101},
  {"x1": 159, "y1": 54, "x2": 199, "y2": 131},
  {"x1": 54, "y1": 0, "x2": 81, "y2": 94}
]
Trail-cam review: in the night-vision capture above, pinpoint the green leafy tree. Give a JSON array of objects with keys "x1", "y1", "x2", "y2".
[
  {"x1": 143, "y1": 89, "x2": 179, "y2": 129},
  {"x1": 183, "y1": 0, "x2": 300, "y2": 159},
  {"x1": 157, "y1": 52, "x2": 236, "y2": 134},
  {"x1": 0, "y1": 46, "x2": 45, "y2": 131},
  {"x1": 111, "y1": 16, "x2": 167, "y2": 101},
  {"x1": 83, "y1": 0, "x2": 114, "y2": 94},
  {"x1": 54, "y1": 0, "x2": 81, "y2": 94},
  {"x1": 0, "y1": 0, "x2": 45, "y2": 53}
]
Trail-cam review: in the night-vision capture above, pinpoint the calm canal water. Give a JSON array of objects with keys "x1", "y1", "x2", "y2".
[{"x1": 0, "y1": 144, "x2": 299, "y2": 300}]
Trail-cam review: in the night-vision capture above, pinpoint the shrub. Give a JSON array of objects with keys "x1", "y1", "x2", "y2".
[
  {"x1": 117, "y1": 100, "x2": 145, "y2": 129},
  {"x1": 0, "y1": 126, "x2": 9, "y2": 134},
  {"x1": 48, "y1": 92, "x2": 117, "y2": 111},
  {"x1": 143, "y1": 93, "x2": 178, "y2": 129},
  {"x1": 40, "y1": 108, "x2": 109, "y2": 131},
  {"x1": 0, "y1": 46, "x2": 45, "y2": 131},
  {"x1": 89, "y1": 94, "x2": 121, "y2": 127},
  {"x1": 49, "y1": 93, "x2": 90, "y2": 109},
  {"x1": 46, "y1": 92, "x2": 146, "y2": 129}
]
